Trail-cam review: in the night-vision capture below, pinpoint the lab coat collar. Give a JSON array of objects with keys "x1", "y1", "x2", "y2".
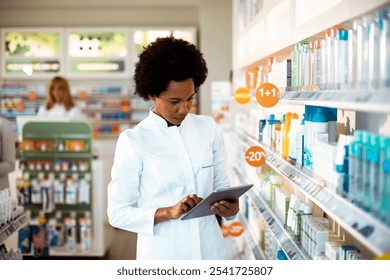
[{"x1": 148, "y1": 107, "x2": 186, "y2": 128}]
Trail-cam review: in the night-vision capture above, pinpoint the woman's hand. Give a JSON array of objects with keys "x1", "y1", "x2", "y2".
[
  {"x1": 210, "y1": 199, "x2": 239, "y2": 218},
  {"x1": 154, "y1": 194, "x2": 202, "y2": 224},
  {"x1": 169, "y1": 194, "x2": 203, "y2": 219}
]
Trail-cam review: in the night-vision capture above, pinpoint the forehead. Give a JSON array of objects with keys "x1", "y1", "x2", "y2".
[{"x1": 161, "y1": 79, "x2": 195, "y2": 99}]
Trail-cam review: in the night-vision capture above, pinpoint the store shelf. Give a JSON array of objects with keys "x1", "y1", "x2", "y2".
[
  {"x1": 237, "y1": 213, "x2": 265, "y2": 260},
  {"x1": 21, "y1": 151, "x2": 91, "y2": 159},
  {"x1": 236, "y1": 131, "x2": 390, "y2": 256},
  {"x1": 0, "y1": 213, "x2": 29, "y2": 245},
  {"x1": 280, "y1": 89, "x2": 390, "y2": 113},
  {"x1": 91, "y1": 120, "x2": 137, "y2": 125},
  {"x1": 233, "y1": 167, "x2": 311, "y2": 260},
  {"x1": 49, "y1": 244, "x2": 105, "y2": 257}
]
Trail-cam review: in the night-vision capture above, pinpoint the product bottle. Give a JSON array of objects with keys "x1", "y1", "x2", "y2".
[
  {"x1": 291, "y1": 44, "x2": 300, "y2": 91},
  {"x1": 289, "y1": 118, "x2": 301, "y2": 162},
  {"x1": 65, "y1": 211, "x2": 77, "y2": 251},
  {"x1": 379, "y1": 137, "x2": 390, "y2": 224},
  {"x1": 350, "y1": 131, "x2": 363, "y2": 206},
  {"x1": 369, "y1": 134, "x2": 380, "y2": 214},
  {"x1": 335, "y1": 29, "x2": 349, "y2": 89},
  {"x1": 282, "y1": 112, "x2": 298, "y2": 160},
  {"x1": 361, "y1": 132, "x2": 372, "y2": 211},
  {"x1": 379, "y1": 11, "x2": 390, "y2": 88},
  {"x1": 79, "y1": 211, "x2": 92, "y2": 252},
  {"x1": 55, "y1": 211, "x2": 65, "y2": 246},
  {"x1": 348, "y1": 19, "x2": 361, "y2": 89},
  {"x1": 296, "y1": 117, "x2": 305, "y2": 166},
  {"x1": 274, "y1": 122, "x2": 282, "y2": 153},
  {"x1": 326, "y1": 28, "x2": 337, "y2": 90},
  {"x1": 368, "y1": 14, "x2": 381, "y2": 89}
]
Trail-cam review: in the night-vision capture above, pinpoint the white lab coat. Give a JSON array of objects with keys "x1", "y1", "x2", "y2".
[
  {"x1": 107, "y1": 109, "x2": 231, "y2": 260},
  {"x1": 37, "y1": 104, "x2": 85, "y2": 120}
]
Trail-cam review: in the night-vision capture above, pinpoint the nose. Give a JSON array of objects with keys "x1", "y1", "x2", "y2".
[{"x1": 178, "y1": 101, "x2": 190, "y2": 115}]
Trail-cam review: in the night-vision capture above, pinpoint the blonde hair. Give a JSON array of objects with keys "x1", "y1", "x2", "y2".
[{"x1": 46, "y1": 76, "x2": 75, "y2": 111}]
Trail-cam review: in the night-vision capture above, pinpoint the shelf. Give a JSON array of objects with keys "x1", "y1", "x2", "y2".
[
  {"x1": 49, "y1": 246, "x2": 105, "y2": 257},
  {"x1": 236, "y1": 213, "x2": 265, "y2": 260},
  {"x1": 280, "y1": 89, "x2": 390, "y2": 113},
  {"x1": 81, "y1": 108, "x2": 127, "y2": 113},
  {"x1": 233, "y1": 167, "x2": 311, "y2": 260},
  {"x1": 236, "y1": 131, "x2": 390, "y2": 256},
  {"x1": 91, "y1": 120, "x2": 137, "y2": 125},
  {"x1": 0, "y1": 213, "x2": 30, "y2": 245},
  {"x1": 75, "y1": 93, "x2": 132, "y2": 99},
  {"x1": 21, "y1": 151, "x2": 91, "y2": 159}
]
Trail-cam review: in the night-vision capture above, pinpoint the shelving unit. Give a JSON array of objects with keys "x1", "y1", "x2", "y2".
[
  {"x1": 233, "y1": 166, "x2": 311, "y2": 260},
  {"x1": 237, "y1": 212, "x2": 265, "y2": 260},
  {"x1": 230, "y1": 0, "x2": 390, "y2": 260},
  {"x1": 0, "y1": 212, "x2": 29, "y2": 246},
  {"x1": 17, "y1": 121, "x2": 109, "y2": 257},
  {"x1": 280, "y1": 89, "x2": 390, "y2": 114}
]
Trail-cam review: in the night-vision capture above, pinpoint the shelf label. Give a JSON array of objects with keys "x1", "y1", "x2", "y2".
[
  {"x1": 234, "y1": 87, "x2": 252, "y2": 105},
  {"x1": 256, "y1": 83, "x2": 279, "y2": 108},
  {"x1": 245, "y1": 146, "x2": 266, "y2": 167},
  {"x1": 229, "y1": 221, "x2": 245, "y2": 237}
]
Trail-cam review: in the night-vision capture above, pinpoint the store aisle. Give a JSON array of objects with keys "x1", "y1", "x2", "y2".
[{"x1": 103, "y1": 229, "x2": 137, "y2": 260}]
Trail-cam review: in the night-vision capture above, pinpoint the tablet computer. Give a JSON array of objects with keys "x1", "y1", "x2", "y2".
[{"x1": 181, "y1": 184, "x2": 253, "y2": 220}]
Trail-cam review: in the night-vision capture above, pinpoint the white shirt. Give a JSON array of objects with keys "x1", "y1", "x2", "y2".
[
  {"x1": 37, "y1": 104, "x2": 85, "y2": 120},
  {"x1": 107, "y1": 110, "x2": 231, "y2": 260}
]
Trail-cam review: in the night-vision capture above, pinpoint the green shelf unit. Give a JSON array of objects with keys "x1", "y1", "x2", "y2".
[{"x1": 20, "y1": 121, "x2": 94, "y2": 228}]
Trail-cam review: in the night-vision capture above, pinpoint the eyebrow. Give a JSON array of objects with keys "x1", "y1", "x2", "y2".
[{"x1": 166, "y1": 93, "x2": 195, "y2": 101}]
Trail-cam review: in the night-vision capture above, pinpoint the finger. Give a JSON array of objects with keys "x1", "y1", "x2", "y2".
[{"x1": 187, "y1": 194, "x2": 203, "y2": 204}]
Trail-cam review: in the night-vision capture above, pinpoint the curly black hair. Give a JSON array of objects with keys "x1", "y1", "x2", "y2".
[{"x1": 133, "y1": 36, "x2": 208, "y2": 100}]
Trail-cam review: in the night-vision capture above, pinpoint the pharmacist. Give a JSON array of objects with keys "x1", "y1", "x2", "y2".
[
  {"x1": 37, "y1": 76, "x2": 85, "y2": 120},
  {"x1": 107, "y1": 37, "x2": 238, "y2": 260}
]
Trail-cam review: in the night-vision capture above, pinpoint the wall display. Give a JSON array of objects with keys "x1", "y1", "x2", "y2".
[
  {"x1": 1, "y1": 28, "x2": 63, "y2": 78},
  {"x1": 66, "y1": 28, "x2": 129, "y2": 77}
]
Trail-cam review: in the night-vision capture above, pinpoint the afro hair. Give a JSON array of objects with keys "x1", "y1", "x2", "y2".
[{"x1": 133, "y1": 36, "x2": 208, "y2": 100}]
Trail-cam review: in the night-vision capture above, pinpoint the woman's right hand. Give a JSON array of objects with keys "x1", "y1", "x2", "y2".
[
  {"x1": 168, "y1": 194, "x2": 203, "y2": 219},
  {"x1": 154, "y1": 194, "x2": 202, "y2": 224}
]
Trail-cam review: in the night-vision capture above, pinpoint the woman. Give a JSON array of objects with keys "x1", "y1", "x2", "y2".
[
  {"x1": 37, "y1": 76, "x2": 84, "y2": 120},
  {"x1": 0, "y1": 116, "x2": 16, "y2": 190},
  {"x1": 107, "y1": 37, "x2": 238, "y2": 260}
]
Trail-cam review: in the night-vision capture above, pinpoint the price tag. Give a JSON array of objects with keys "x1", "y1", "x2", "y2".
[
  {"x1": 229, "y1": 220, "x2": 244, "y2": 237},
  {"x1": 255, "y1": 83, "x2": 280, "y2": 108},
  {"x1": 245, "y1": 146, "x2": 266, "y2": 167}
]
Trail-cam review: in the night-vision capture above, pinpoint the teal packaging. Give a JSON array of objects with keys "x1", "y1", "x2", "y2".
[
  {"x1": 353, "y1": 131, "x2": 364, "y2": 207},
  {"x1": 380, "y1": 137, "x2": 390, "y2": 224},
  {"x1": 369, "y1": 134, "x2": 380, "y2": 213},
  {"x1": 361, "y1": 132, "x2": 372, "y2": 211}
]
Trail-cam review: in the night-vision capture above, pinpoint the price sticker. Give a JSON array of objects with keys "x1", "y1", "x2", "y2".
[
  {"x1": 234, "y1": 87, "x2": 252, "y2": 105},
  {"x1": 229, "y1": 220, "x2": 244, "y2": 237},
  {"x1": 245, "y1": 146, "x2": 266, "y2": 167},
  {"x1": 255, "y1": 82, "x2": 280, "y2": 108}
]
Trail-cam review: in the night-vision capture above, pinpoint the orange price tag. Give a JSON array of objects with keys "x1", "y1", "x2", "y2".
[
  {"x1": 234, "y1": 87, "x2": 252, "y2": 105},
  {"x1": 245, "y1": 146, "x2": 266, "y2": 167},
  {"x1": 220, "y1": 225, "x2": 230, "y2": 238},
  {"x1": 255, "y1": 82, "x2": 279, "y2": 108},
  {"x1": 229, "y1": 221, "x2": 244, "y2": 237}
]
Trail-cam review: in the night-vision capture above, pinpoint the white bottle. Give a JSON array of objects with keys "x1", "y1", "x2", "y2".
[{"x1": 79, "y1": 212, "x2": 92, "y2": 252}]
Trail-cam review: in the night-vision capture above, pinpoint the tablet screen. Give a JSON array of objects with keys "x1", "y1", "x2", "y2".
[{"x1": 181, "y1": 184, "x2": 253, "y2": 220}]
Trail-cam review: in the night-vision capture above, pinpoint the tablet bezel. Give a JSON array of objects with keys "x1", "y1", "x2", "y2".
[{"x1": 181, "y1": 184, "x2": 253, "y2": 220}]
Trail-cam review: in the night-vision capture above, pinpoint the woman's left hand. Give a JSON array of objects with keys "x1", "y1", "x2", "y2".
[{"x1": 210, "y1": 199, "x2": 239, "y2": 218}]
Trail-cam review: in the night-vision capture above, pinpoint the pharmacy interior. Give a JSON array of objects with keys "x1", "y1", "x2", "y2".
[{"x1": 1, "y1": 0, "x2": 390, "y2": 261}]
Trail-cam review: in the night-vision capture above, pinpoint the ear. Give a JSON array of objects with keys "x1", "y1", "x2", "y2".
[{"x1": 150, "y1": 96, "x2": 156, "y2": 101}]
